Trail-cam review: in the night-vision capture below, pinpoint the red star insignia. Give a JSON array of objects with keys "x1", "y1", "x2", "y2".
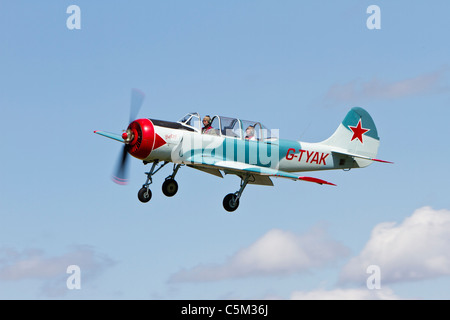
[{"x1": 349, "y1": 119, "x2": 370, "y2": 143}]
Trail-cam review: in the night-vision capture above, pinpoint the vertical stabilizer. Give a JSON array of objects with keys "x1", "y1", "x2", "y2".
[{"x1": 320, "y1": 107, "x2": 380, "y2": 167}]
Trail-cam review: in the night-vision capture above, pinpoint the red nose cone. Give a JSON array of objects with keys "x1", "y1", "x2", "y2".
[{"x1": 122, "y1": 132, "x2": 128, "y2": 140}]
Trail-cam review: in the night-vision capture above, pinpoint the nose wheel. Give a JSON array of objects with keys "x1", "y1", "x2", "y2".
[
  {"x1": 138, "y1": 187, "x2": 152, "y2": 203},
  {"x1": 137, "y1": 161, "x2": 167, "y2": 203}
]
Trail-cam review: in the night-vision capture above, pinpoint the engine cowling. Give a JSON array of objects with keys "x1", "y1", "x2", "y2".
[{"x1": 123, "y1": 118, "x2": 165, "y2": 160}]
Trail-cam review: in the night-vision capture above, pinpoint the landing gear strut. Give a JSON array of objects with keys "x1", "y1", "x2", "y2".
[
  {"x1": 137, "y1": 161, "x2": 182, "y2": 203},
  {"x1": 138, "y1": 161, "x2": 167, "y2": 203},
  {"x1": 223, "y1": 175, "x2": 250, "y2": 212}
]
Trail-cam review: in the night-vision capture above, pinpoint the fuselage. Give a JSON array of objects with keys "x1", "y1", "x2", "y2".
[{"x1": 143, "y1": 119, "x2": 345, "y2": 173}]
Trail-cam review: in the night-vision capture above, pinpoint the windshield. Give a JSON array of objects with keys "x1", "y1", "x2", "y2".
[{"x1": 178, "y1": 112, "x2": 201, "y2": 132}]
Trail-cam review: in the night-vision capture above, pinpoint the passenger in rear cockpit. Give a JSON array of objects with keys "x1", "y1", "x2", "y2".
[{"x1": 245, "y1": 125, "x2": 257, "y2": 141}]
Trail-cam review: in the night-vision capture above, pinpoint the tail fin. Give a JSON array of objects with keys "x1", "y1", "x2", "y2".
[{"x1": 320, "y1": 107, "x2": 380, "y2": 167}]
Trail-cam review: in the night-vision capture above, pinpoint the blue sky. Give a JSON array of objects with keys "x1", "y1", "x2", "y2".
[{"x1": 1, "y1": 1, "x2": 450, "y2": 299}]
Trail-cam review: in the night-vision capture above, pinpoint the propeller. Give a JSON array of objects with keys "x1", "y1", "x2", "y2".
[
  {"x1": 112, "y1": 89, "x2": 146, "y2": 185},
  {"x1": 129, "y1": 88, "x2": 146, "y2": 123}
]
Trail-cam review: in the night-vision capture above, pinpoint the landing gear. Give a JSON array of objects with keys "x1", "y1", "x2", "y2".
[
  {"x1": 138, "y1": 187, "x2": 152, "y2": 203},
  {"x1": 162, "y1": 179, "x2": 178, "y2": 197},
  {"x1": 162, "y1": 164, "x2": 181, "y2": 197},
  {"x1": 223, "y1": 193, "x2": 239, "y2": 212},
  {"x1": 137, "y1": 161, "x2": 168, "y2": 203},
  {"x1": 137, "y1": 161, "x2": 182, "y2": 203},
  {"x1": 223, "y1": 175, "x2": 250, "y2": 212}
]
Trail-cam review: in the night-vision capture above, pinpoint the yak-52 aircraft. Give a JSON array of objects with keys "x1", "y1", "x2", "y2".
[{"x1": 94, "y1": 89, "x2": 391, "y2": 212}]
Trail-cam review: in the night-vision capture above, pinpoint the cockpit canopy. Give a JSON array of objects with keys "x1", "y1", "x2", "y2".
[
  {"x1": 178, "y1": 112, "x2": 202, "y2": 131},
  {"x1": 177, "y1": 113, "x2": 278, "y2": 141}
]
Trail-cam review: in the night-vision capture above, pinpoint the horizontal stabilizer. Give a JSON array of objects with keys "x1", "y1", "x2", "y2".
[{"x1": 332, "y1": 149, "x2": 393, "y2": 164}]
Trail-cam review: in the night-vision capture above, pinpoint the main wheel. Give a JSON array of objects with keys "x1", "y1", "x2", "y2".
[
  {"x1": 223, "y1": 193, "x2": 239, "y2": 212},
  {"x1": 138, "y1": 187, "x2": 152, "y2": 203},
  {"x1": 162, "y1": 179, "x2": 178, "y2": 197}
]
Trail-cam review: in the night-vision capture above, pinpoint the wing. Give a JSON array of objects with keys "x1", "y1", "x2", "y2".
[
  {"x1": 187, "y1": 165, "x2": 224, "y2": 178},
  {"x1": 185, "y1": 156, "x2": 336, "y2": 186},
  {"x1": 331, "y1": 149, "x2": 393, "y2": 164}
]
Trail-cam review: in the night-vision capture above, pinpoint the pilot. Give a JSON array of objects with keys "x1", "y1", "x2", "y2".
[
  {"x1": 245, "y1": 125, "x2": 257, "y2": 140},
  {"x1": 202, "y1": 116, "x2": 213, "y2": 134}
]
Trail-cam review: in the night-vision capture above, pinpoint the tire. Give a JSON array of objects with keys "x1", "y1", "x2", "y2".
[
  {"x1": 138, "y1": 187, "x2": 152, "y2": 203},
  {"x1": 223, "y1": 193, "x2": 239, "y2": 212},
  {"x1": 162, "y1": 179, "x2": 178, "y2": 197}
]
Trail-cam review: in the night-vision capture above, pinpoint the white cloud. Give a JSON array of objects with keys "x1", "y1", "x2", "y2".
[
  {"x1": 290, "y1": 287, "x2": 399, "y2": 300},
  {"x1": 339, "y1": 206, "x2": 450, "y2": 285},
  {"x1": 169, "y1": 226, "x2": 349, "y2": 283},
  {"x1": 0, "y1": 245, "x2": 115, "y2": 297},
  {"x1": 324, "y1": 67, "x2": 449, "y2": 103}
]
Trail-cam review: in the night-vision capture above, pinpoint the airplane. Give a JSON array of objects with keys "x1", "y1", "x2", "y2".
[{"x1": 94, "y1": 89, "x2": 392, "y2": 212}]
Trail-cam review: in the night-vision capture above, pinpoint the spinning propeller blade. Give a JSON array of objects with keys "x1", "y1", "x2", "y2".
[
  {"x1": 129, "y1": 88, "x2": 146, "y2": 123},
  {"x1": 111, "y1": 89, "x2": 145, "y2": 185},
  {"x1": 112, "y1": 145, "x2": 129, "y2": 185}
]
